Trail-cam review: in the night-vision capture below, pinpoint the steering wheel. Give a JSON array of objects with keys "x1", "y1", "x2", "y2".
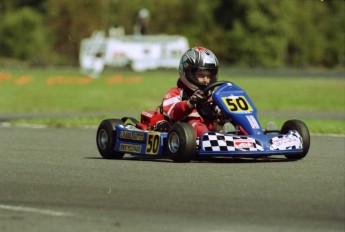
[
  {"x1": 201, "y1": 81, "x2": 232, "y2": 97},
  {"x1": 196, "y1": 81, "x2": 232, "y2": 122}
]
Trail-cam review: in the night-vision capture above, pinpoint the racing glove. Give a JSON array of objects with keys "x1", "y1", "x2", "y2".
[{"x1": 188, "y1": 90, "x2": 206, "y2": 108}]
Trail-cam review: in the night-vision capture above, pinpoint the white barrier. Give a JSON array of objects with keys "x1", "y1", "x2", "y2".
[{"x1": 79, "y1": 30, "x2": 189, "y2": 77}]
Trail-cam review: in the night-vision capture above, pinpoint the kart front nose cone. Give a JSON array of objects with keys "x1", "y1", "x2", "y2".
[
  {"x1": 98, "y1": 129, "x2": 108, "y2": 149},
  {"x1": 168, "y1": 132, "x2": 180, "y2": 153}
]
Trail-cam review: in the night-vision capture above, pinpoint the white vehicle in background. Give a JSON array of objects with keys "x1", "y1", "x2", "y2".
[{"x1": 79, "y1": 27, "x2": 189, "y2": 77}]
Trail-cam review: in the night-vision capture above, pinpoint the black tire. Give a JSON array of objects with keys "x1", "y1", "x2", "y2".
[
  {"x1": 281, "y1": 119, "x2": 310, "y2": 160},
  {"x1": 167, "y1": 122, "x2": 196, "y2": 163},
  {"x1": 96, "y1": 119, "x2": 125, "y2": 159}
]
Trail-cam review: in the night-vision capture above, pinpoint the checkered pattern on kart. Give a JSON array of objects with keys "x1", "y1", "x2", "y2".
[
  {"x1": 269, "y1": 130, "x2": 302, "y2": 150},
  {"x1": 201, "y1": 132, "x2": 264, "y2": 152}
]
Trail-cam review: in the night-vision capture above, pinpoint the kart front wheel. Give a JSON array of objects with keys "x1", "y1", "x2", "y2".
[
  {"x1": 281, "y1": 119, "x2": 310, "y2": 160},
  {"x1": 167, "y1": 122, "x2": 196, "y2": 163},
  {"x1": 96, "y1": 119, "x2": 125, "y2": 159}
]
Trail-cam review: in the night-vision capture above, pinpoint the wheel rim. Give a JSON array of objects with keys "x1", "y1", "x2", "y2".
[
  {"x1": 168, "y1": 132, "x2": 179, "y2": 153},
  {"x1": 98, "y1": 129, "x2": 108, "y2": 150}
]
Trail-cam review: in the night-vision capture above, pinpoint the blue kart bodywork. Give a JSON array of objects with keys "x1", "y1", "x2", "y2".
[{"x1": 97, "y1": 82, "x2": 310, "y2": 162}]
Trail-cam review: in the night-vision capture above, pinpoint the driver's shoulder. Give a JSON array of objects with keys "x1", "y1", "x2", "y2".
[{"x1": 163, "y1": 87, "x2": 183, "y2": 99}]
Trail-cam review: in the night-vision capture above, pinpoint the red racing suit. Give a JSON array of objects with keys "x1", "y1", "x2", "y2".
[{"x1": 162, "y1": 87, "x2": 214, "y2": 137}]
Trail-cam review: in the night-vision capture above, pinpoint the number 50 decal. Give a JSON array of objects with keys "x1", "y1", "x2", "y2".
[
  {"x1": 222, "y1": 96, "x2": 253, "y2": 112},
  {"x1": 146, "y1": 133, "x2": 160, "y2": 155}
]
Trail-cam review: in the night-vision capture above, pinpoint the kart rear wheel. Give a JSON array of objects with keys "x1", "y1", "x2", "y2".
[
  {"x1": 96, "y1": 119, "x2": 125, "y2": 159},
  {"x1": 281, "y1": 119, "x2": 310, "y2": 160},
  {"x1": 167, "y1": 122, "x2": 196, "y2": 163}
]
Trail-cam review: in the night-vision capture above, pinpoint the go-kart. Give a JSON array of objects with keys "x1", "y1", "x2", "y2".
[{"x1": 96, "y1": 81, "x2": 310, "y2": 162}]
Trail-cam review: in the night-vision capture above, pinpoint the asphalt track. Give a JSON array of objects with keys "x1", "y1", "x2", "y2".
[{"x1": 0, "y1": 126, "x2": 344, "y2": 232}]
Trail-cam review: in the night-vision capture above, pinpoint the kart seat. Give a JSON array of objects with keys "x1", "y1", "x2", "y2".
[{"x1": 138, "y1": 110, "x2": 170, "y2": 132}]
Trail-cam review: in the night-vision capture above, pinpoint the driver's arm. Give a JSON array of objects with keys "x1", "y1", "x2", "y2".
[{"x1": 162, "y1": 88, "x2": 194, "y2": 121}]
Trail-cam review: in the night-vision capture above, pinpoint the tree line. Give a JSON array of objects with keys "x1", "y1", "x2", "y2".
[{"x1": 0, "y1": 0, "x2": 344, "y2": 68}]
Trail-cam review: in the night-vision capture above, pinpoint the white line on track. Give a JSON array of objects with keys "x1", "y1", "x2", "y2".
[{"x1": 0, "y1": 204, "x2": 73, "y2": 217}]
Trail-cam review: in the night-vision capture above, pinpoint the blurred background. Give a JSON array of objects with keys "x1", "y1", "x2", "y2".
[
  {"x1": 0, "y1": 0, "x2": 344, "y2": 133},
  {"x1": 0, "y1": 0, "x2": 344, "y2": 69}
]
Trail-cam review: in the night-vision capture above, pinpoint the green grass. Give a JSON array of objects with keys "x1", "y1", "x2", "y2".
[{"x1": 0, "y1": 67, "x2": 344, "y2": 134}]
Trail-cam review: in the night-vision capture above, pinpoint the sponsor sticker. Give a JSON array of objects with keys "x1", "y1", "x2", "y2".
[
  {"x1": 246, "y1": 115, "x2": 260, "y2": 129},
  {"x1": 119, "y1": 131, "x2": 144, "y2": 141},
  {"x1": 272, "y1": 136, "x2": 299, "y2": 147},
  {"x1": 270, "y1": 134, "x2": 302, "y2": 150},
  {"x1": 119, "y1": 143, "x2": 142, "y2": 153},
  {"x1": 234, "y1": 140, "x2": 255, "y2": 149}
]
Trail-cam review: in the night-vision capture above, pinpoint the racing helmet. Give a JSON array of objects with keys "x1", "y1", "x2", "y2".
[{"x1": 178, "y1": 47, "x2": 219, "y2": 91}]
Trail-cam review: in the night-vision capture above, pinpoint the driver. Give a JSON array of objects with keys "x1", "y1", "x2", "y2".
[{"x1": 161, "y1": 47, "x2": 219, "y2": 137}]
